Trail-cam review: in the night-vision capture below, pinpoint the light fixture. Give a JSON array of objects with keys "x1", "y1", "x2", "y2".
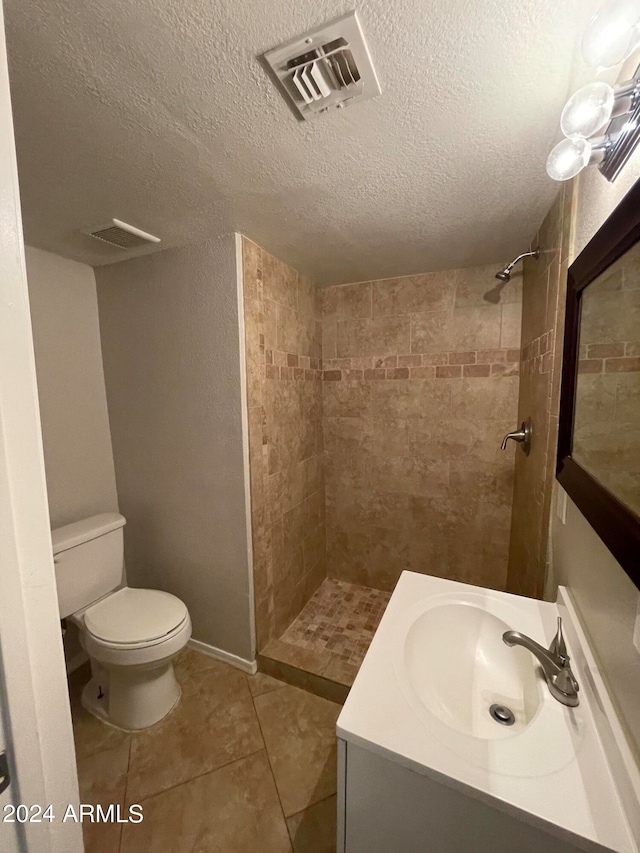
[
  {"x1": 582, "y1": 0, "x2": 640, "y2": 70},
  {"x1": 561, "y1": 82, "x2": 615, "y2": 138},
  {"x1": 546, "y1": 0, "x2": 640, "y2": 182},
  {"x1": 546, "y1": 137, "x2": 609, "y2": 181},
  {"x1": 546, "y1": 138, "x2": 593, "y2": 181}
]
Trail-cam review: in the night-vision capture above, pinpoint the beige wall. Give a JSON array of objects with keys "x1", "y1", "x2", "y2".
[
  {"x1": 322, "y1": 266, "x2": 521, "y2": 592},
  {"x1": 26, "y1": 246, "x2": 118, "y2": 528},
  {"x1": 95, "y1": 236, "x2": 254, "y2": 661},
  {"x1": 550, "y1": 157, "x2": 640, "y2": 760},
  {"x1": 242, "y1": 238, "x2": 325, "y2": 650},
  {"x1": 506, "y1": 185, "x2": 573, "y2": 598}
]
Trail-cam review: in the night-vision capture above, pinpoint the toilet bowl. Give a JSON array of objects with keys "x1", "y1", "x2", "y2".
[
  {"x1": 71, "y1": 587, "x2": 192, "y2": 730},
  {"x1": 52, "y1": 513, "x2": 192, "y2": 731}
]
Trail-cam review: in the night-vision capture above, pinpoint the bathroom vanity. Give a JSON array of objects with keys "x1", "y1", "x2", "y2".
[{"x1": 337, "y1": 572, "x2": 640, "y2": 853}]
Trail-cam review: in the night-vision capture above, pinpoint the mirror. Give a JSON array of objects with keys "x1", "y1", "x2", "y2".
[
  {"x1": 557, "y1": 178, "x2": 640, "y2": 588},
  {"x1": 573, "y1": 244, "x2": 640, "y2": 518}
]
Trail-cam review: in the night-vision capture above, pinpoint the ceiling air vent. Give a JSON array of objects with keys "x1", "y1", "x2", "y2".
[
  {"x1": 83, "y1": 219, "x2": 161, "y2": 249},
  {"x1": 262, "y1": 11, "x2": 381, "y2": 120}
]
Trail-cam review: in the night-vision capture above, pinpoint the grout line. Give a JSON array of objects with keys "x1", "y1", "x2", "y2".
[
  {"x1": 118, "y1": 740, "x2": 132, "y2": 853},
  {"x1": 286, "y1": 790, "x2": 337, "y2": 821},
  {"x1": 249, "y1": 688, "x2": 293, "y2": 849},
  {"x1": 250, "y1": 680, "x2": 288, "y2": 699},
  {"x1": 128, "y1": 745, "x2": 268, "y2": 808},
  {"x1": 74, "y1": 737, "x2": 132, "y2": 764}
]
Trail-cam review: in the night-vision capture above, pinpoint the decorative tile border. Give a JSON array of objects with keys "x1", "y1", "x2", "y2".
[
  {"x1": 320, "y1": 348, "x2": 519, "y2": 381},
  {"x1": 265, "y1": 349, "x2": 321, "y2": 369},
  {"x1": 263, "y1": 349, "x2": 323, "y2": 380},
  {"x1": 522, "y1": 330, "x2": 554, "y2": 376},
  {"x1": 577, "y1": 341, "x2": 640, "y2": 374}
]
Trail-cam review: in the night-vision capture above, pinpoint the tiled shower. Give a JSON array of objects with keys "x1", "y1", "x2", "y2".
[{"x1": 242, "y1": 237, "x2": 523, "y2": 694}]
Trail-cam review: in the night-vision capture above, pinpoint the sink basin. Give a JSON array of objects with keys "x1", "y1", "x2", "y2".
[
  {"x1": 403, "y1": 601, "x2": 540, "y2": 739},
  {"x1": 391, "y1": 586, "x2": 582, "y2": 778}
]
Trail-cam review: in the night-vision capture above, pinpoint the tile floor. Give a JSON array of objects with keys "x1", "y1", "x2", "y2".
[
  {"x1": 261, "y1": 579, "x2": 391, "y2": 693},
  {"x1": 70, "y1": 649, "x2": 340, "y2": 852}
]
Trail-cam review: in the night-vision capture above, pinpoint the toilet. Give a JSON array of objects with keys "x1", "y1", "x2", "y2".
[{"x1": 52, "y1": 512, "x2": 191, "y2": 731}]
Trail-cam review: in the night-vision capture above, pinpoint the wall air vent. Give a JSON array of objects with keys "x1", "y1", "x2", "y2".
[
  {"x1": 262, "y1": 11, "x2": 381, "y2": 120},
  {"x1": 83, "y1": 219, "x2": 161, "y2": 249}
]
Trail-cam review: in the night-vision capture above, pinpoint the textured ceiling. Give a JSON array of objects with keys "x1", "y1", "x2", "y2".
[{"x1": 5, "y1": 0, "x2": 600, "y2": 284}]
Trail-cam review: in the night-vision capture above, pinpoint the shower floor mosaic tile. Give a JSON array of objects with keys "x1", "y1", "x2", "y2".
[{"x1": 279, "y1": 579, "x2": 391, "y2": 668}]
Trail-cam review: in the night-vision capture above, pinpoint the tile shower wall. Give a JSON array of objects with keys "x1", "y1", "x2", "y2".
[
  {"x1": 506, "y1": 184, "x2": 574, "y2": 598},
  {"x1": 322, "y1": 266, "x2": 522, "y2": 592},
  {"x1": 242, "y1": 238, "x2": 326, "y2": 649}
]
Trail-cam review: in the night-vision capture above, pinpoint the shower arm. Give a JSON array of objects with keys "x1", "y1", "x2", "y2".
[{"x1": 503, "y1": 248, "x2": 540, "y2": 274}]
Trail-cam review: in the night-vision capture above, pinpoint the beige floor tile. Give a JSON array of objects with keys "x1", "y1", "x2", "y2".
[
  {"x1": 76, "y1": 740, "x2": 130, "y2": 853},
  {"x1": 248, "y1": 671, "x2": 287, "y2": 697},
  {"x1": 126, "y1": 656, "x2": 264, "y2": 803},
  {"x1": 173, "y1": 648, "x2": 226, "y2": 694},
  {"x1": 121, "y1": 751, "x2": 292, "y2": 853},
  {"x1": 254, "y1": 685, "x2": 340, "y2": 817},
  {"x1": 287, "y1": 796, "x2": 337, "y2": 853}
]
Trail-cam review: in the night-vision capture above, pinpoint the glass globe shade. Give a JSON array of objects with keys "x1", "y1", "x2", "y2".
[
  {"x1": 546, "y1": 138, "x2": 592, "y2": 181},
  {"x1": 582, "y1": 0, "x2": 640, "y2": 69},
  {"x1": 561, "y1": 82, "x2": 616, "y2": 138}
]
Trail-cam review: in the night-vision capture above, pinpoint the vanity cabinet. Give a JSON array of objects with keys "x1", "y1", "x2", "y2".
[
  {"x1": 338, "y1": 740, "x2": 586, "y2": 853},
  {"x1": 336, "y1": 572, "x2": 638, "y2": 853}
]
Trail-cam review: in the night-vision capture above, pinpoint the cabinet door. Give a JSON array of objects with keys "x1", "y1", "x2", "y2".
[{"x1": 343, "y1": 744, "x2": 579, "y2": 853}]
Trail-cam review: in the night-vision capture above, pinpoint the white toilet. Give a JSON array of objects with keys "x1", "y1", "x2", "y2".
[{"x1": 53, "y1": 512, "x2": 191, "y2": 731}]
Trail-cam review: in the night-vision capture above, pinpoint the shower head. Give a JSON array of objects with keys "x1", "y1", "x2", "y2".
[{"x1": 495, "y1": 248, "x2": 540, "y2": 282}]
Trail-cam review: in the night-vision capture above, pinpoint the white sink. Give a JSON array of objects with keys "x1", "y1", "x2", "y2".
[
  {"x1": 338, "y1": 572, "x2": 640, "y2": 852},
  {"x1": 393, "y1": 587, "x2": 580, "y2": 777},
  {"x1": 402, "y1": 599, "x2": 540, "y2": 740}
]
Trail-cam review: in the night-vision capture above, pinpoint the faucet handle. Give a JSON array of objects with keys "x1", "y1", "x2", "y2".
[
  {"x1": 500, "y1": 417, "x2": 532, "y2": 455},
  {"x1": 549, "y1": 617, "x2": 568, "y2": 663}
]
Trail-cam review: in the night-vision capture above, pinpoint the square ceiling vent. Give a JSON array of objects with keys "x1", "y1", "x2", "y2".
[
  {"x1": 262, "y1": 11, "x2": 381, "y2": 120},
  {"x1": 82, "y1": 219, "x2": 161, "y2": 250}
]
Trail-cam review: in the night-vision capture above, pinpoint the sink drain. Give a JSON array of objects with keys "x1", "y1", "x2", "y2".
[{"x1": 489, "y1": 704, "x2": 515, "y2": 726}]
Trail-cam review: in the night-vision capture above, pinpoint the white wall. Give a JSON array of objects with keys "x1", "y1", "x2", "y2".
[
  {"x1": 0, "y1": 9, "x2": 82, "y2": 845},
  {"x1": 95, "y1": 235, "x2": 254, "y2": 662},
  {"x1": 553, "y1": 492, "x2": 640, "y2": 757},
  {"x1": 26, "y1": 246, "x2": 119, "y2": 528},
  {"x1": 551, "y1": 151, "x2": 640, "y2": 760}
]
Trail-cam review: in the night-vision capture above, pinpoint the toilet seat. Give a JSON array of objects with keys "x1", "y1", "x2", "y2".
[{"x1": 84, "y1": 587, "x2": 188, "y2": 649}]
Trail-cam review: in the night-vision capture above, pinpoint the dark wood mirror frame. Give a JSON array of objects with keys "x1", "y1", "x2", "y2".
[{"x1": 557, "y1": 178, "x2": 640, "y2": 589}]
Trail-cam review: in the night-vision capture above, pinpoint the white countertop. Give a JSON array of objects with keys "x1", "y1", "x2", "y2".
[{"x1": 337, "y1": 571, "x2": 640, "y2": 853}]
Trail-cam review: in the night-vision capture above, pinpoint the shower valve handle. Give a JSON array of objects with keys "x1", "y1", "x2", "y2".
[{"x1": 501, "y1": 418, "x2": 532, "y2": 455}]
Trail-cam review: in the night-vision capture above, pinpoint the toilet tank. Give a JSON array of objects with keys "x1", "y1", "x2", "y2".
[{"x1": 52, "y1": 513, "x2": 126, "y2": 618}]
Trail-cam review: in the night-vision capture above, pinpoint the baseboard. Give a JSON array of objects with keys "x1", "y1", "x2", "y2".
[
  {"x1": 187, "y1": 639, "x2": 257, "y2": 675},
  {"x1": 66, "y1": 650, "x2": 89, "y2": 675}
]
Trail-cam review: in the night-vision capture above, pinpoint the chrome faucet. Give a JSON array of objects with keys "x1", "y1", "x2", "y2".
[{"x1": 503, "y1": 617, "x2": 579, "y2": 707}]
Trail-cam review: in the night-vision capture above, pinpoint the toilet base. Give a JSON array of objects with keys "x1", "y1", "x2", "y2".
[{"x1": 82, "y1": 658, "x2": 182, "y2": 731}]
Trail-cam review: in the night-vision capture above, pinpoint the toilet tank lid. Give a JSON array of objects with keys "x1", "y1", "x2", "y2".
[{"x1": 52, "y1": 513, "x2": 126, "y2": 555}]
